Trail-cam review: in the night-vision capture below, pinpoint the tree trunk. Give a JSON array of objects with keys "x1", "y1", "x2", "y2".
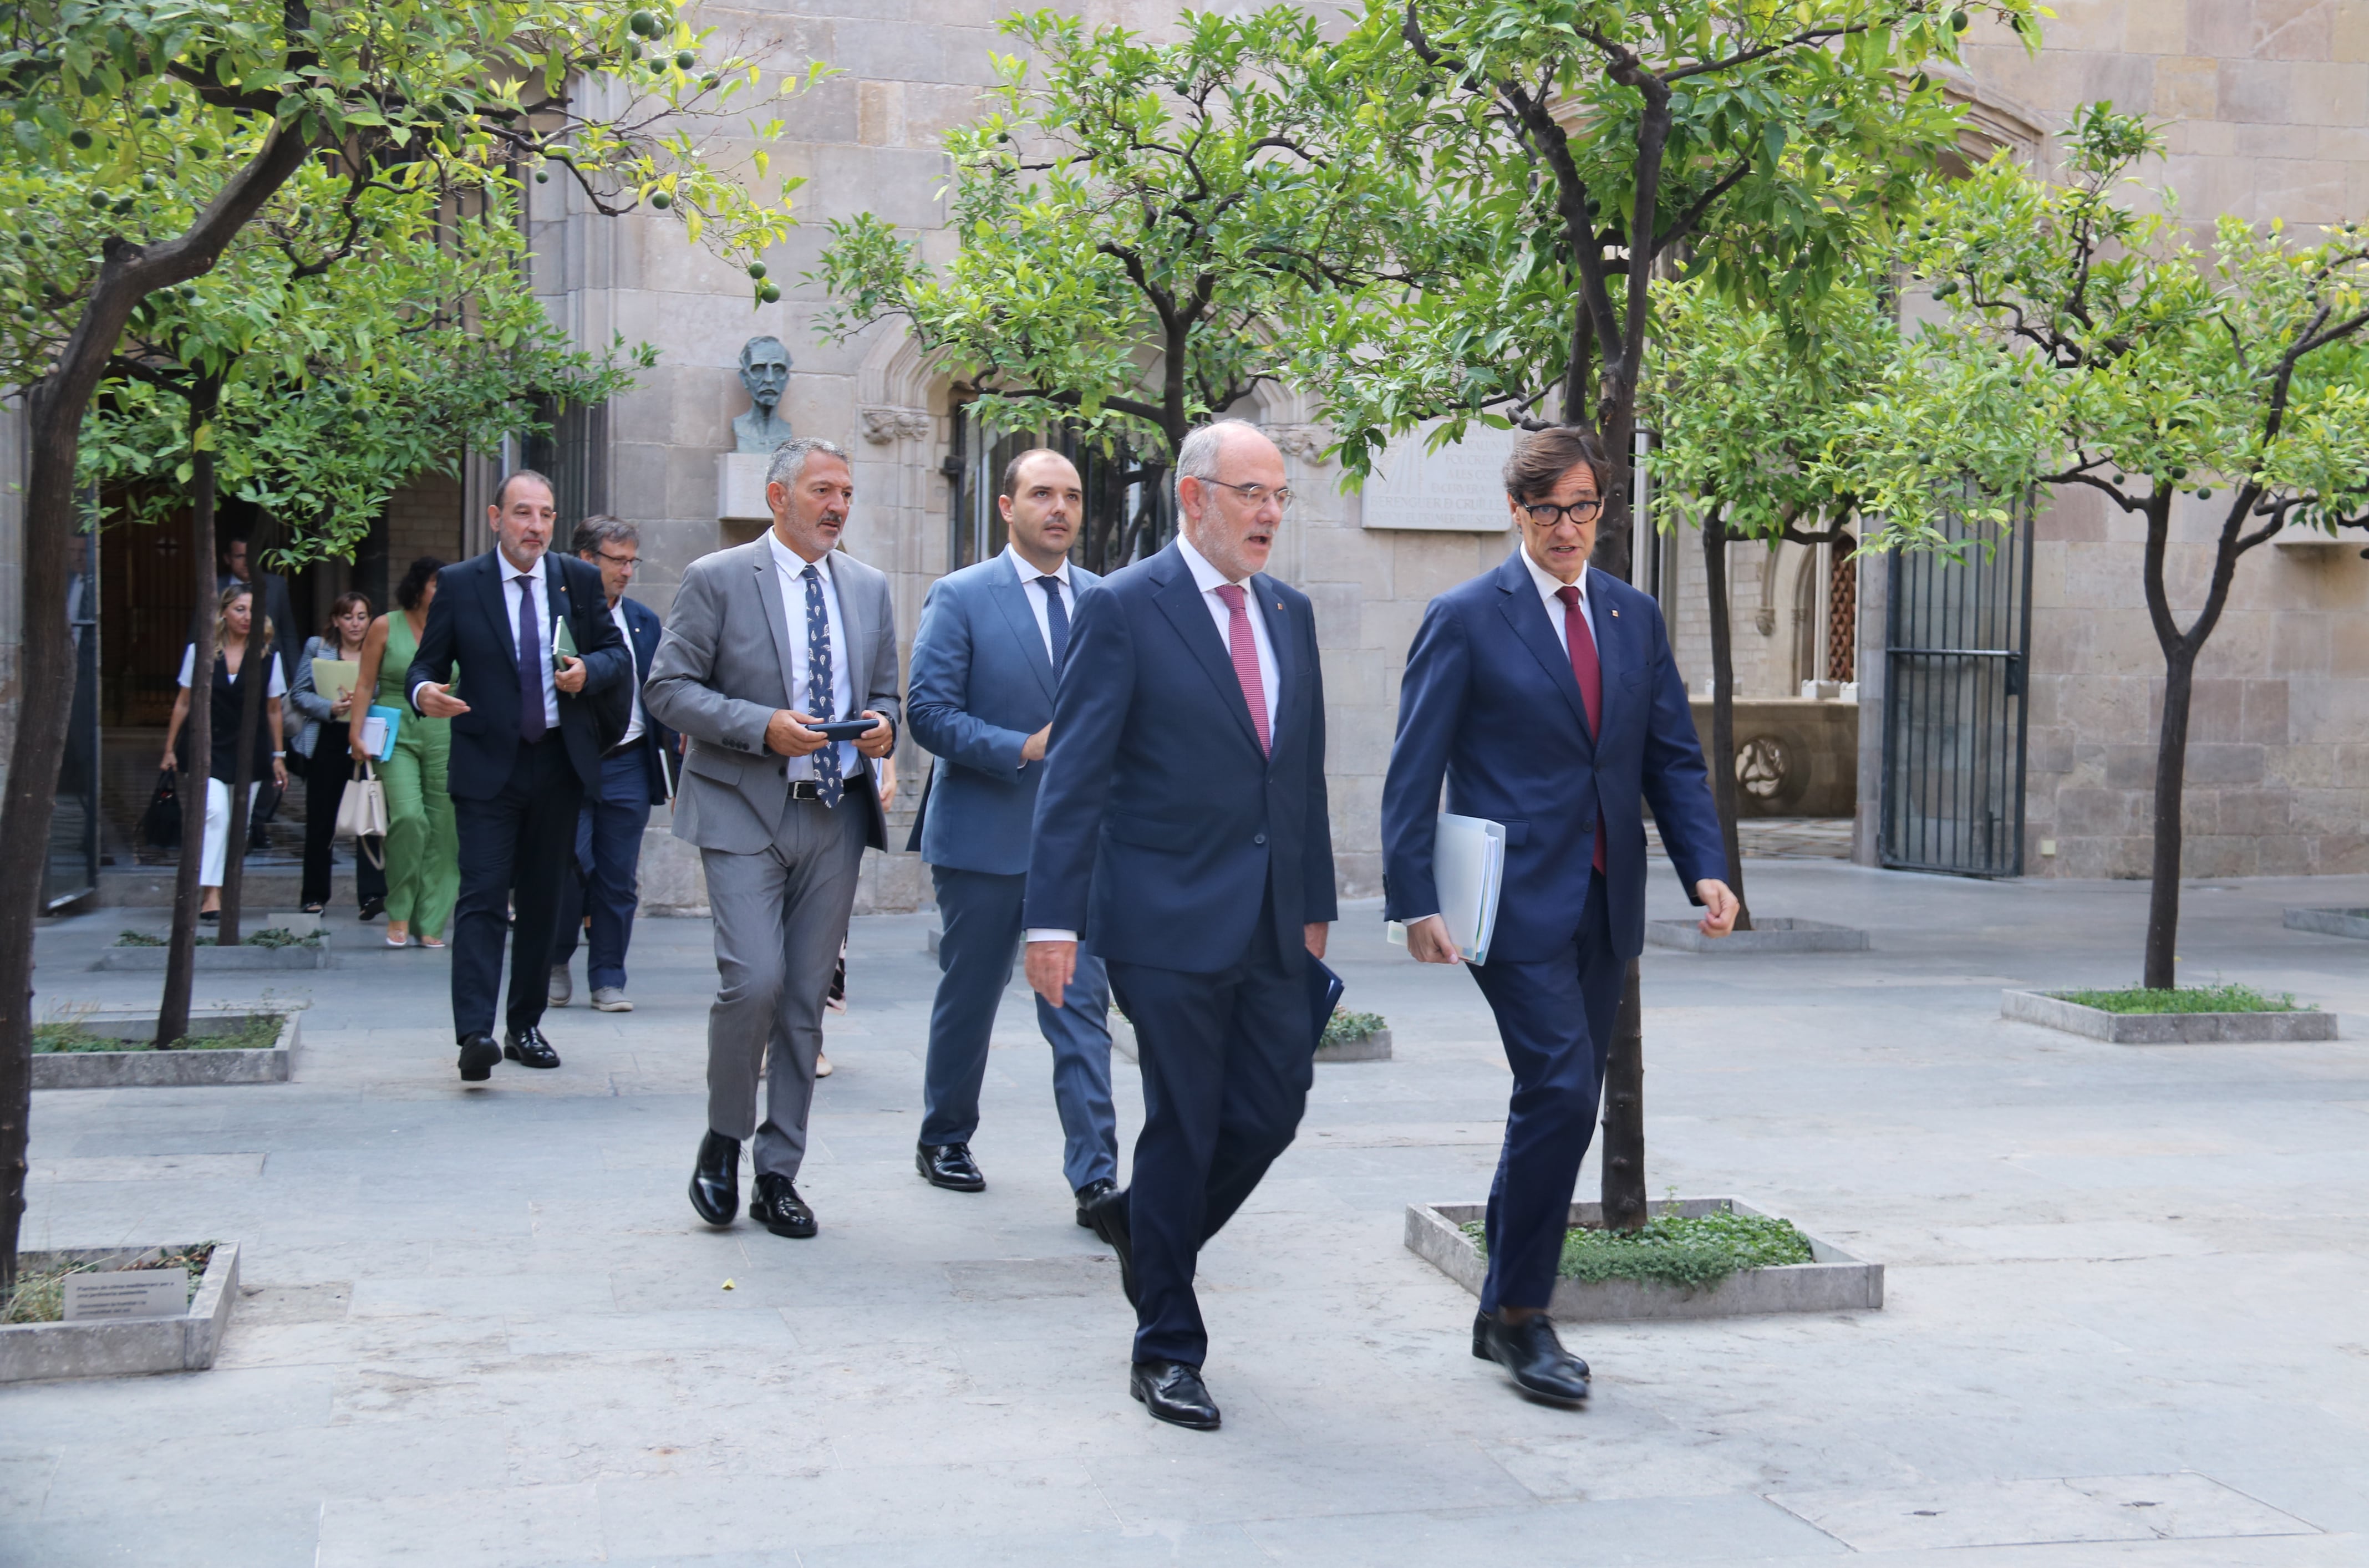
[
  {"x1": 0, "y1": 379, "x2": 96, "y2": 1290},
  {"x1": 1700, "y1": 513, "x2": 1752, "y2": 930},
  {"x1": 2143, "y1": 645, "x2": 2195, "y2": 990},
  {"x1": 1586, "y1": 405, "x2": 1647, "y2": 1230},
  {"x1": 157, "y1": 380, "x2": 222, "y2": 1047}
]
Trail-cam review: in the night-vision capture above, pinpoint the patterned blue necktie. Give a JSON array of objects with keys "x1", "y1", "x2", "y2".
[
  {"x1": 1035, "y1": 575, "x2": 1069, "y2": 669},
  {"x1": 801, "y1": 563, "x2": 842, "y2": 809},
  {"x1": 515, "y1": 576, "x2": 546, "y2": 744}
]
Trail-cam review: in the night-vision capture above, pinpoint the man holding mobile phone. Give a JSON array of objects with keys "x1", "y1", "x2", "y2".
[{"x1": 643, "y1": 437, "x2": 901, "y2": 1241}]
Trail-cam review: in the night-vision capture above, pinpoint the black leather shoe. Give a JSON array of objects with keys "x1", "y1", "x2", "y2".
[
  {"x1": 504, "y1": 1026, "x2": 561, "y2": 1070},
  {"x1": 1084, "y1": 1185, "x2": 1137, "y2": 1307},
  {"x1": 456, "y1": 1032, "x2": 500, "y2": 1082},
  {"x1": 689, "y1": 1131, "x2": 740, "y2": 1227},
  {"x1": 1474, "y1": 1310, "x2": 1591, "y2": 1406},
  {"x1": 1130, "y1": 1360, "x2": 1220, "y2": 1430},
  {"x1": 750, "y1": 1173, "x2": 817, "y2": 1239},
  {"x1": 916, "y1": 1141, "x2": 985, "y2": 1192},
  {"x1": 1074, "y1": 1177, "x2": 1117, "y2": 1230}
]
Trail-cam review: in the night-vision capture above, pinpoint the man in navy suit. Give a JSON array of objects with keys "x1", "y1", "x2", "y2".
[
  {"x1": 550, "y1": 516, "x2": 675, "y2": 1014},
  {"x1": 409, "y1": 470, "x2": 631, "y2": 1083},
  {"x1": 1026, "y1": 420, "x2": 1336, "y2": 1432},
  {"x1": 1382, "y1": 426, "x2": 1736, "y2": 1407},
  {"x1": 906, "y1": 449, "x2": 1117, "y2": 1216}
]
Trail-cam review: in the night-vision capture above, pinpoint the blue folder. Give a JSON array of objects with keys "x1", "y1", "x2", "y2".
[{"x1": 1307, "y1": 957, "x2": 1345, "y2": 1055}]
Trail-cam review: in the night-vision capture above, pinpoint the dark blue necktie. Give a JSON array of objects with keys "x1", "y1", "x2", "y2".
[
  {"x1": 515, "y1": 575, "x2": 546, "y2": 743},
  {"x1": 802, "y1": 563, "x2": 842, "y2": 809},
  {"x1": 1035, "y1": 575, "x2": 1069, "y2": 669}
]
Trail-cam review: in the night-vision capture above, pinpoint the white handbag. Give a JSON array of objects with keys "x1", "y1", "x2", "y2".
[{"x1": 335, "y1": 761, "x2": 389, "y2": 868}]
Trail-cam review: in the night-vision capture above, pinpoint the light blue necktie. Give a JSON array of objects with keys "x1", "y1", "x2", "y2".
[{"x1": 801, "y1": 563, "x2": 842, "y2": 808}]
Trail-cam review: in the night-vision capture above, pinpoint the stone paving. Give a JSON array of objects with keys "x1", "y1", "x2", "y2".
[{"x1": 5, "y1": 859, "x2": 2367, "y2": 1566}]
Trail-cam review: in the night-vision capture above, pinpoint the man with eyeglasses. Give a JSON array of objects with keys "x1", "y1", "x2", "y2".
[
  {"x1": 548, "y1": 516, "x2": 674, "y2": 1014},
  {"x1": 1025, "y1": 418, "x2": 1336, "y2": 1432},
  {"x1": 1381, "y1": 425, "x2": 1735, "y2": 1409}
]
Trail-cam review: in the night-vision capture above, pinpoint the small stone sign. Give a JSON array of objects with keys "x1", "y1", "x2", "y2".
[
  {"x1": 1360, "y1": 420, "x2": 1519, "y2": 532},
  {"x1": 62, "y1": 1269, "x2": 187, "y2": 1322}
]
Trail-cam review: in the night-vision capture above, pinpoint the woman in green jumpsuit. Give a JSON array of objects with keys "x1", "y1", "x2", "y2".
[{"x1": 349, "y1": 556, "x2": 458, "y2": 946}]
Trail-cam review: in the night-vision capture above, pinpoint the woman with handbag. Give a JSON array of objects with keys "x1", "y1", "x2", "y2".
[
  {"x1": 291, "y1": 591, "x2": 387, "y2": 916},
  {"x1": 348, "y1": 558, "x2": 457, "y2": 948},
  {"x1": 159, "y1": 584, "x2": 289, "y2": 922}
]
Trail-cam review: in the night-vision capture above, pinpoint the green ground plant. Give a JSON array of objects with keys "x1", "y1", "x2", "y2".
[
  {"x1": 1463, "y1": 1209, "x2": 1813, "y2": 1293},
  {"x1": 1321, "y1": 1009, "x2": 1387, "y2": 1048},
  {"x1": 1, "y1": 1242, "x2": 216, "y2": 1323},
  {"x1": 2053, "y1": 984, "x2": 2306, "y2": 1015}
]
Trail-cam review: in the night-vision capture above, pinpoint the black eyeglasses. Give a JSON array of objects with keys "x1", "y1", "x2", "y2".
[
  {"x1": 594, "y1": 551, "x2": 640, "y2": 573},
  {"x1": 1519, "y1": 497, "x2": 1604, "y2": 527},
  {"x1": 1201, "y1": 478, "x2": 1296, "y2": 515}
]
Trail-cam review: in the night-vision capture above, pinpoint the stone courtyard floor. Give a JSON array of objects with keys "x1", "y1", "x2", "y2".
[{"x1": 6, "y1": 859, "x2": 2368, "y2": 1566}]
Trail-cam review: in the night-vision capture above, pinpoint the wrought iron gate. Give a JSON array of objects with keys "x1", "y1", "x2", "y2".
[{"x1": 1879, "y1": 498, "x2": 2032, "y2": 877}]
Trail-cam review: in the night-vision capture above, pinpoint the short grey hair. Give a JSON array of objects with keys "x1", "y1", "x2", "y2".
[
  {"x1": 571, "y1": 514, "x2": 639, "y2": 557},
  {"x1": 766, "y1": 435, "x2": 850, "y2": 491},
  {"x1": 1174, "y1": 419, "x2": 1263, "y2": 495}
]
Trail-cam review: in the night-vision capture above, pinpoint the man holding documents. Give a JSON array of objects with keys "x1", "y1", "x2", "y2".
[
  {"x1": 1025, "y1": 419, "x2": 1335, "y2": 1432},
  {"x1": 1381, "y1": 426, "x2": 1735, "y2": 1408}
]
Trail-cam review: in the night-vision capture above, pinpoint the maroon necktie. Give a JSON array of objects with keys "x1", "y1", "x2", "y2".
[
  {"x1": 1555, "y1": 584, "x2": 1607, "y2": 874},
  {"x1": 1213, "y1": 583, "x2": 1270, "y2": 755}
]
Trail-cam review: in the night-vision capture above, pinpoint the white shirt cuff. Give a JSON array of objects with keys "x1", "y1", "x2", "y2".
[
  {"x1": 409, "y1": 682, "x2": 433, "y2": 709},
  {"x1": 1024, "y1": 929, "x2": 1077, "y2": 944}
]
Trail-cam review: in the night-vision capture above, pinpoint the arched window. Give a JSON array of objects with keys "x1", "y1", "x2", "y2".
[{"x1": 947, "y1": 404, "x2": 1175, "y2": 576}]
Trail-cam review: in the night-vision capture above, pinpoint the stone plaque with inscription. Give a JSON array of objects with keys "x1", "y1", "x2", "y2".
[
  {"x1": 63, "y1": 1269, "x2": 187, "y2": 1321},
  {"x1": 1360, "y1": 420, "x2": 1519, "y2": 532}
]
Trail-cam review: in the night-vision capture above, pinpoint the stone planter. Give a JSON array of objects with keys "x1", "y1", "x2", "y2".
[
  {"x1": 1316, "y1": 1027, "x2": 1392, "y2": 1063},
  {"x1": 2001, "y1": 990, "x2": 2336, "y2": 1044},
  {"x1": 94, "y1": 935, "x2": 331, "y2": 971},
  {"x1": 33, "y1": 1012, "x2": 299, "y2": 1089},
  {"x1": 1406, "y1": 1198, "x2": 1882, "y2": 1321},
  {"x1": 1647, "y1": 917, "x2": 1868, "y2": 953},
  {"x1": 1110, "y1": 1014, "x2": 1391, "y2": 1064},
  {"x1": 2284, "y1": 907, "x2": 2369, "y2": 940},
  {"x1": 0, "y1": 1242, "x2": 240, "y2": 1382}
]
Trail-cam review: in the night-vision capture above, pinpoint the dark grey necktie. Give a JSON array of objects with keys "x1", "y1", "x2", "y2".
[
  {"x1": 802, "y1": 563, "x2": 842, "y2": 809},
  {"x1": 1035, "y1": 575, "x2": 1069, "y2": 669}
]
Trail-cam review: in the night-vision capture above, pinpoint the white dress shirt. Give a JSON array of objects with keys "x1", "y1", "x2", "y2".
[
  {"x1": 177, "y1": 644, "x2": 288, "y2": 698},
  {"x1": 768, "y1": 530, "x2": 856, "y2": 781},
  {"x1": 1520, "y1": 544, "x2": 1599, "y2": 655},
  {"x1": 1005, "y1": 543, "x2": 1074, "y2": 663},
  {"x1": 410, "y1": 547, "x2": 559, "y2": 725},
  {"x1": 610, "y1": 600, "x2": 644, "y2": 749},
  {"x1": 1026, "y1": 533, "x2": 1282, "y2": 947},
  {"x1": 1175, "y1": 531, "x2": 1279, "y2": 734}
]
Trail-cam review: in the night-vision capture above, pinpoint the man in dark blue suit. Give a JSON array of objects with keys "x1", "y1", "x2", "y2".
[
  {"x1": 550, "y1": 516, "x2": 675, "y2": 1014},
  {"x1": 1025, "y1": 420, "x2": 1336, "y2": 1432},
  {"x1": 409, "y1": 470, "x2": 631, "y2": 1083},
  {"x1": 906, "y1": 449, "x2": 1116, "y2": 1215},
  {"x1": 1382, "y1": 426, "x2": 1737, "y2": 1407}
]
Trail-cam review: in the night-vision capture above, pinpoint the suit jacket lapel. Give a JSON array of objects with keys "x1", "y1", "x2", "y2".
[
  {"x1": 1494, "y1": 552, "x2": 1595, "y2": 749},
  {"x1": 754, "y1": 542, "x2": 802, "y2": 711},
  {"x1": 989, "y1": 563, "x2": 1056, "y2": 700},
  {"x1": 1148, "y1": 546, "x2": 1263, "y2": 756},
  {"x1": 1585, "y1": 567, "x2": 1629, "y2": 747},
  {"x1": 543, "y1": 555, "x2": 570, "y2": 653},
  {"x1": 475, "y1": 552, "x2": 512, "y2": 668}
]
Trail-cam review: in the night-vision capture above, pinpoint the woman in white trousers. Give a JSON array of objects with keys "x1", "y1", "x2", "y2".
[{"x1": 160, "y1": 584, "x2": 289, "y2": 920}]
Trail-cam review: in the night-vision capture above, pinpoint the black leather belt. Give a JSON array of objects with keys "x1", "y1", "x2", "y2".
[
  {"x1": 602, "y1": 739, "x2": 640, "y2": 760},
  {"x1": 785, "y1": 779, "x2": 827, "y2": 801}
]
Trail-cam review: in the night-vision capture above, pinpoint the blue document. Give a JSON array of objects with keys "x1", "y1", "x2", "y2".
[{"x1": 360, "y1": 704, "x2": 403, "y2": 763}]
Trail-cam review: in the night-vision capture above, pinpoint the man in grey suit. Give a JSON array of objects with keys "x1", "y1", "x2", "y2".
[
  {"x1": 907, "y1": 448, "x2": 1117, "y2": 1221},
  {"x1": 643, "y1": 436, "x2": 901, "y2": 1240}
]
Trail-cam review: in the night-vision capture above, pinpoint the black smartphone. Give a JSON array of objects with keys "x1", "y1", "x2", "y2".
[{"x1": 808, "y1": 718, "x2": 877, "y2": 741}]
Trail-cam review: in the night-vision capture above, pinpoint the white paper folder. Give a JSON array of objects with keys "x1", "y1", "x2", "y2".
[{"x1": 1387, "y1": 813, "x2": 1506, "y2": 965}]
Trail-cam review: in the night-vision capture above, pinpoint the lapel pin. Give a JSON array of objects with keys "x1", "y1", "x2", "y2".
[{"x1": 1610, "y1": 608, "x2": 1620, "y2": 618}]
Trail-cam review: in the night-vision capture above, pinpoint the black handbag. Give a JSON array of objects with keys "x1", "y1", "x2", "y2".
[{"x1": 139, "y1": 768, "x2": 181, "y2": 850}]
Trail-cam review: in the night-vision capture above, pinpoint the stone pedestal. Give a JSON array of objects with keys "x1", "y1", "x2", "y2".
[{"x1": 716, "y1": 452, "x2": 771, "y2": 524}]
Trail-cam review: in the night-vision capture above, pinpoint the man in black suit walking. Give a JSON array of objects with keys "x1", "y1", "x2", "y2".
[
  {"x1": 1025, "y1": 419, "x2": 1335, "y2": 1431},
  {"x1": 408, "y1": 470, "x2": 631, "y2": 1082}
]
